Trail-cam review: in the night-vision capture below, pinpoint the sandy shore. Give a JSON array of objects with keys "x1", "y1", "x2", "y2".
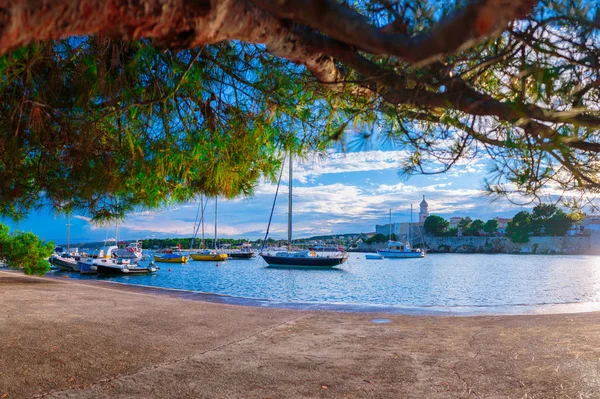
[{"x1": 1, "y1": 271, "x2": 599, "y2": 398}]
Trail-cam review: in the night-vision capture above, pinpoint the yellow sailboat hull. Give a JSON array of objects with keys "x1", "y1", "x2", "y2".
[
  {"x1": 190, "y1": 253, "x2": 228, "y2": 261},
  {"x1": 153, "y1": 255, "x2": 189, "y2": 263}
]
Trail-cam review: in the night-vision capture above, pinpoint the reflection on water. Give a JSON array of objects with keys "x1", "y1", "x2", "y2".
[{"x1": 49, "y1": 253, "x2": 600, "y2": 308}]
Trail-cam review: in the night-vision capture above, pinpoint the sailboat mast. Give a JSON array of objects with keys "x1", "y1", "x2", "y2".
[
  {"x1": 410, "y1": 204, "x2": 413, "y2": 244},
  {"x1": 214, "y1": 197, "x2": 218, "y2": 251},
  {"x1": 389, "y1": 209, "x2": 392, "y2": 241},
  {"x1": 67, "y1": 214, "x2": 71, "y2": 251},
  {"x1": 288, "y1": 153, "x2": 293, "y2": 251},
  {"x1": 201, "y1": 194, "x2": 205, "y2": 249}
]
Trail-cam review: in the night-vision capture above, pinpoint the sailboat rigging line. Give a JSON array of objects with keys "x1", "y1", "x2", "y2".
[
  {"x1": 261, "y1": 157, "x2": 286, "y2": 252},
  {"x1": 201, "y1": 195, "x2": 207, "y2": 248},
  {"x1": 190, "y1": 198, "x2": 203, "y2": 250}
]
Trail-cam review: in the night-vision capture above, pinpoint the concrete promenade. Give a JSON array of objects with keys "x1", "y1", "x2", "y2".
[{"x1": 1, "y1": 271, "x2": 599, "y2": 398}]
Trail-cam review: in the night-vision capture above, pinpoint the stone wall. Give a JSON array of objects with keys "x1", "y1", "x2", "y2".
[
  {"x1": 358, "y1": 234, "x2": 599, "y2": 254},
  {"x1": 425, "y1": 235, "x2": 592, "y2": 254}
]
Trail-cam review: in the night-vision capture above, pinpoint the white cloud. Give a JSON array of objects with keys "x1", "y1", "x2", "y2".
[{"x1": 291, "y1": 150, "x2": 410, "y2": 183}]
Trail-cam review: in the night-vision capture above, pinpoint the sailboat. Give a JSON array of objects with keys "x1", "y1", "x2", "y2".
[
  {"x1": 377, "y1": 208, "x2": 424, "y2": 259},
  {"x1": 190, "y1": 196, "x2": 228, "y2": 261},
  {"x1": 260, "y1": 153, "x2": 348, "y2": 268},
  {"x1": 49, "y1": 214, "x2": 80, "y2": 271}
]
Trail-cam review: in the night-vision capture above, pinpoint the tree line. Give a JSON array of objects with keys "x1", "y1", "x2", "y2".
[{"x1": 423, "y1": 204, "x2": 584, "y2": 243}]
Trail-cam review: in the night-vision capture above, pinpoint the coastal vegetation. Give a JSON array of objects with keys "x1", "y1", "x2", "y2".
[
  {"x1": 505, "y1": 205, "x2": 583, "y2": 243},
  {"x1": 424, "y1": 204, "x2": 583, "y2": 242},
  {"x1": 0, "y1": 224, "x2": 54, "y2": 275},
  {"x1": 0, "y1": 1, "x2": 597, "y2": 221}
]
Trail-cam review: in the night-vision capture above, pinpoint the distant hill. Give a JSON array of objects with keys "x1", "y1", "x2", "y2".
[{"x1": 304, "y1": 233, "x2": 363, "y2": 241}]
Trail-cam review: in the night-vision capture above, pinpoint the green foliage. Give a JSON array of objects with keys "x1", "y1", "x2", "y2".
[
  {"x1": 530, "y1": 204, "x2": 558, "y2": 235},
  {"x1": 463, "y1": 219, "x2": 484, "y2": 236},
  {"x1": 544, "y1": 210, "x2": 573, "y2": 236},
  {"x1": 0, "y1": 224, "x2": 54, "y2": 275},
  {"x1": 483, "y1": 219, "x2": 499, "y2": 234},
  {"x1": 424, "y1": 215, "x2": 449, "y2": 236},
  {"x1": 471, "y1": 219, "x2": 484, "y2": 230},
  {"x1": 506, "y1": 211, "x2": 532, "y2": 243},
  {"x1": 443, "y1": 227, "x2": 458, "y2": 237},
  {"x1": 506, "y1": 204, "x2": 575, "y2": 242},
  {"x1": 0, "y1": 38, "x2": 355, "y2": 221},
  {"x1": 458, "y1": 217, "x2": 472, "y2": 230}
]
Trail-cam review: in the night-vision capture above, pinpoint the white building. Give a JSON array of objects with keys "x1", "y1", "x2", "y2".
[
  {"x1": 449, "y1": 217, "x2": 463, "y2": 229},
  {"x1": 494, "y1": 217, "x2": 512, "y2": 234},
  {"x1": 583, "y1": 214, "x2": 600, "y2": 233}
]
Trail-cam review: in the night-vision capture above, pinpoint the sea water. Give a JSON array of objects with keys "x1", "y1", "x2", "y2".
[{"x1": 49, "y1": 253, "x2": 600, "y2": 310}]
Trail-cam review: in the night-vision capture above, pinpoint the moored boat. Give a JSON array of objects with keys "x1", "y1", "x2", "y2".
[
  {"x1": 49, "y1": 254, "x2": 78, "y2": 271},
  {"x1": 377, "y1": 241, "x2": 424, "y2": 259},
  {"x1": 153, "y1": 253, "x2": 189, "y2": 263},
  {"x1": 365, "y1": 253, "x2": 384, "y2": 260},
  {"x1": 228, "y1": 243, "x2": 256, "y2": 259},
  {"x1": 261, "y1": 250, "x2": 347, "y2": 268},
  {"x1": 190, "y1": 250, "x2": 227, "y2": 261},
  {"x1": 114, "y1": 241, "x2": 144, "y2": 260},
  {"x1": 96, "y1": 261, "x2": 157, "y2": 275},
  {"x1": 77, "y1": 245, "x2": 120, "y2": 274},
  {"x1": 260, "y1": 153, "x2": 348, "y2": 268}
]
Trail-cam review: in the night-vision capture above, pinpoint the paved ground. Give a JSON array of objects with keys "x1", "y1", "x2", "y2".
[{"x1": 1, "y1": 271, "x2": 599, "y2": 398}]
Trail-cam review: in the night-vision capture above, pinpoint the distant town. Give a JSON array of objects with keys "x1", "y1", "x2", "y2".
[{"x1": 60, "y1": 196, "x2": 600, "y2": 256}]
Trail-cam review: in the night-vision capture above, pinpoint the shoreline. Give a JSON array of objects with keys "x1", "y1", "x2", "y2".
[
  {"x1": 41, "y1": 270, "x2": 600, "y2": 316},
  {"x1": 2, "y1": 271, "x2": 600, "y2": 398},
  {"x1": 6, "y1": 266, "x2": 600, "y2": 316}
]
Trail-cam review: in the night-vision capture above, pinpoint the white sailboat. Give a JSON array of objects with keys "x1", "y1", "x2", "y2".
[
  {"x1": 377, "y1": 208, "x2": 424, "y2": 259},
  {"x1": 260, "y1": 153, "x2": 348, "y2": 268}
]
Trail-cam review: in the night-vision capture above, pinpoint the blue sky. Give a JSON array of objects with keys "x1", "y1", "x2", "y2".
[{"x1": 3, "y1": 146, "x2": 535, "y2": 245}]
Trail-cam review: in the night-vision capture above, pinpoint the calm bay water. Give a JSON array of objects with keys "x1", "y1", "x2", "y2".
[{"x1": 50, "y1": 253, "x2": 600, "y2": 309}]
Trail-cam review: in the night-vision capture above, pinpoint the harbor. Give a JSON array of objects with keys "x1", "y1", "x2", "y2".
[{"x1": 46, "y1": 252, "x2": 600, "y2": 310}]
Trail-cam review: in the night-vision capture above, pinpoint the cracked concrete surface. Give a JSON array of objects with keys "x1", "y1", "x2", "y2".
[{"x1": 1, "y1": 272, "x2": 599, "y2": 398}]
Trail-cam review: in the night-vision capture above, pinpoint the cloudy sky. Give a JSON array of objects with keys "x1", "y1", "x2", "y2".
[{"x1": 3, "y1": 141, "x2": 542, "y2": 245}]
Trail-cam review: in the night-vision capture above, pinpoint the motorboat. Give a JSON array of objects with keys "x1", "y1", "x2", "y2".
[
  {"x1": 365, "y1": 253, "x2": 384, "y2": 260},
  {"x1": 114, "y1": 241, "x2": 143, "y2": 260},
  {"x1": 77, "y1": 245, "x2": 120, "y2": 274},
  {"x1": 227, "y1": 243, "x2": 256, "y2": 259},
  {"x1": 377, "y1": 241, "x2": 424, "y2": 259},
  {"x1": 96, "y1": 260, "x2": 157, "y2": 275},
  {"x1": 49, "y1": 254, "x2": 78, "y2": 271}
]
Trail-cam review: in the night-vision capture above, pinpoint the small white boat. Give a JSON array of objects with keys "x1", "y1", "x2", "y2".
[
  {"x1": 378, "y1": 241, "x2": 424, "y2": 259},
  {"x1": 114, "y1": 241, "x2": 144, "y2": 259},
  {"x1": 78, "y1": 245, "x2": 121, "y2": 274},
  {"x1": 365, "y1": 254, "x2": 384, "y2": 260}
]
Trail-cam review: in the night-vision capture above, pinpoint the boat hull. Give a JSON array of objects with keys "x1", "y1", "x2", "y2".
[
  {"x1": 77, "y1": 260, "x2": 97, "y2": 274},
  {"x1": 261, "y1": 254, "x2": 346, "y2": 268},
  {"x1": 377, "y1": 250, "x2": 424, "y2": 259},
  {"x1": 226, "y1": 252, "x2": 255, "y2": 259},
  {"x1": 96, "y1": 265, "x2": 156, "y2": 275},
  {"x1": 49, "y1": 256, "x2": 76, "y2": 271},
  {"x1": 190, "y1": 253, "x2": 228, "y2": 261},
  {"x1": 154, "y1": 255, "x2": 189, "y2": 263}
]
